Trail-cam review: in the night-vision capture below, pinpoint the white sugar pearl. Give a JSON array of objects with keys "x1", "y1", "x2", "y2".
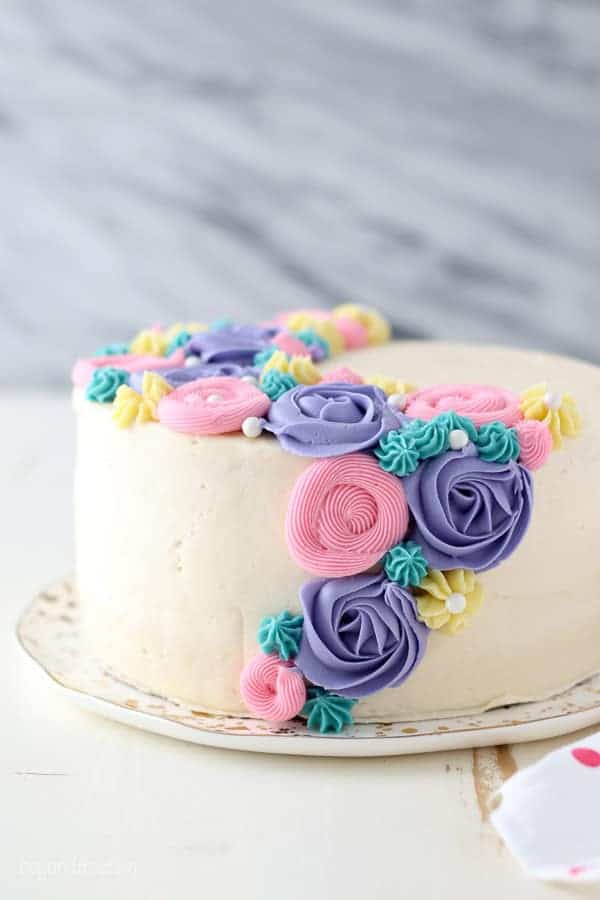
[
  {"x1": 206, "y1": 393, "x2": 223, "y2": 404},
  {"x1": 449, "y1": 429, "x2": 469, "y2": 450},
  {"x1": 387, "y1": 392, "x2": 407, "y2": 411},
  {"x1": 543, "y1": 391, "x2": 561, "y2": 410},
  {"x1": 241, "y1": 374, "x2": 259, "y2": 386},
  {"x1": 445, "y1": 592, "x2": 467, "y2": 615},
  {"x1": 184, "y1": 355, "x2": 201, "y2": 368},
  {"x1": 242, "y1": 416, "x2": 263, "y2": 438}
]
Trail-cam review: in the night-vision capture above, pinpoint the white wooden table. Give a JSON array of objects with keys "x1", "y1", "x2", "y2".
[{"x1": 2, "y1": 390, "x2": 596, "y2": 899}]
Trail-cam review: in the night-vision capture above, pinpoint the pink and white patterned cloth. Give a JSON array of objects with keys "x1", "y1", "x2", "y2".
[{"x1": 491, "y1": 731, "x2": 600, "y2": 882}]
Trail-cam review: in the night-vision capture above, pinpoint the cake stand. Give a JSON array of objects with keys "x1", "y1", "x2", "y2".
[{"x1": 17, "y1": 578, "x2": 600, "y2": 757}]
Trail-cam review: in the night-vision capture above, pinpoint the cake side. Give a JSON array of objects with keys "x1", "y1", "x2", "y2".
[{"x1": 75, "y1": 338, "x2": 600, "y2": 723}]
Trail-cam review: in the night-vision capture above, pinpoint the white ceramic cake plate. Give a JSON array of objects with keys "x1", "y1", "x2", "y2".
[{"x1": 17, "y1": 578, "x2": 600, "y2": 757}]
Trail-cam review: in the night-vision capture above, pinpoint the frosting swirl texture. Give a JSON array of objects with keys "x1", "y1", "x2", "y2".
[
  {"x1": 404, "y1": 443, "x2": 533, "y2": 572},
  {"x1": 295, "y1": 572, "x2": 428, "y2": 698},
  {"x1": 263, "y1": 383, "x2": 401, "y2": 457},
  {"x1": 406, "y1": 383, "x2": 522, "y2": 427},
  {"x1": 286, "y1": 453, "x2": 409, "y2": 576}
]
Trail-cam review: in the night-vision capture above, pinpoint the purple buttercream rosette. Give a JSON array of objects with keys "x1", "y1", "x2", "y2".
[
  {"x1": 187, "y1": 324, "x2": 276, "y2": 365},
  {"x1": 295, "y1": 572, "x2": 428, "y2": 698},
  {"x1": 404, "y1": 443, "x2": 533, "y2": 572},
  {"x1": 262, "y1": 382, "x2": 403, "y2": 457},
  {"x1": 129, "y1": 362, "x2": 258, "y2": 392}
]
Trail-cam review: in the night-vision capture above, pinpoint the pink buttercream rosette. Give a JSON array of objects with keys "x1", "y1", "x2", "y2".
[
  {"x1": 286, "y1": 452, "x2": 409, "y2": 576},
  {"x1": 271, "y1": 333, "x2": 311, "y2": 357},
  {"x1": 516, "y1": 419, "x2": 553, "y2": 470},
  {"x1": 71, "y1": 348, "x2": 186, "y2": 388},
  {"x1": 320, "y1": 367, "x2": 364, "y2": 385},
  {"x1": 158, "y1": 376, "x2": 270, "y2": 436},
  {"x1": 239, "y1": 653, "x2": 306, "y2": 721},
  {"x1": 405, "y1": 383, "x2": 522, "y2": 427}
]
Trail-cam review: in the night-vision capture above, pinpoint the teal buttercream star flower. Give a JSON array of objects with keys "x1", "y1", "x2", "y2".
[
  {"x1": 257, "y1": 610, "x2": 304, "y2": 660},
  {"x1": 165, "y1": 329, "x2": 193, "y2": 356},
  {"x1": 402, "y1": 417, "x2": 449, "y2": 460},
  {"x1": 93, "y1": 342, "x2": 130, "y2": 357},
  {"x1": 295, "y1": 329, "x2": 331, "y2": 359},
  {"x1": 476, "y1": 421, "x2": 520, "y2": 463},
  {"x1": 375, "y1": 429, "x2": 420, "y2": 476},
  {"x1": 301, "y1": 687, "x2": 357, "y2": 734},
  {"x1": 384, "y1": 541, "x2": 429, "y2": 587},
  {"x1": 434, "y1": 411, "x2": 478, "y2": 443},
  {"x1": 210, "y1": 317, "x2": 234, "y2": 331},
  {"x1": 254, "y1": 346, "x2": 279, "y2": 368},
  {"x1": 260, "y1": 370, "x2": 298, "y2": 402},
  {"x1": 86, "y1": 367, "x2": 129, "y2": 403}
]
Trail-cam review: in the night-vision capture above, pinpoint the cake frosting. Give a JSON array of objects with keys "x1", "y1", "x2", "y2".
[{"x1": 72, "y1": 308, "x2": 600, "y2": 731}]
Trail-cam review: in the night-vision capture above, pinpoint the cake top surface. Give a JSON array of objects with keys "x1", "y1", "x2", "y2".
[{"x1": 72, "y1": 305, "x2": 585, "y2": 733}]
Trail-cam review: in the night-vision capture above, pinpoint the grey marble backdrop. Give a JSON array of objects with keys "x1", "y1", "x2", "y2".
[{"x1": 1, "y1": 0, "x2": 599, "y2": 386}]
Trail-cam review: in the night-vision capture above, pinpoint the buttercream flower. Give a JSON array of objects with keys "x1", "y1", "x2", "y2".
[
  {"x1": 301, "y1": 687, "x2": 357, "y2": 733},
  {"x1": 332, "y1": 304, "x2": 391, "y2": 345},
  {"x1": 263, "y1": 383, "x2": 401, "y2": 457},
  {"x1": 286, "y1": 453, "x2": 409, "y2": 576},
  {"x1": 260, "y1": 370, "x2": 298, "y2": 401},
  {"x1": 404, "y1": 443, "x2": 533, "y2": 572},
  {"x1": 86, "y1": 367, "x2": 129, "y2": 403},
  {"x1": 165, "y1": 329, "x2": 193, "y2": 357},
  {"x1": 93, "y1": 342, "x2": 130, "y2": 357},
  {"x1": 262, "y1": 351, "x2": 321, "y2": 385},
  {"x1": 519, "y1": 383, "x2": 582, "y2": 449},
  {"x1": 129, "y1": 328, "x2": 170, "y2": 357},
  {"x1": 415, "y1": 569, "x2": 483, "y2": 635},
  {"x1": 270, "y1": 333, "x2": 310, "y2": 358},
  {"x1": 158, "y1": 376, "x2": 270, "y2": 436},
  {"x1": 257, "y1": 610, "x2": 304, "y2": 661},
  {"x1": 295, "y1": 572, "x2": 428, "y2": 698},
  {"x1": 295, "y1": 329, "x2": 331, "y2": 359},
  {"x1": 375, "y1": 429, "x2": 420, "y2": 476},
  {"x1": 188, "y1": 324, "x2": 276, "y2": 366},
  {"x1": 366, "y1": 374, "x2": 416, "y2": 397},
  {"x1": 515, "y1": 419, "x2": 552, "y2": 471},
  {"x1": 405, "y1": 383, "x2": 522, "y2": 427},
  {"x1": 112, "y1": 373, "x2": 173, "y2": 427},
  {"x1": 329, "y1": 316, "x2": 369, "y2": 350},
  {"x1": 287, "y1": 315, "x2": 345, "y2": 354},
  {"x1": 476, "y1": 421, "x2": 519, "y2": 463},
  {"x1": 320, "y1": 367, "x2": 364, "y2": 385},
  {"x1": 239, "y1": 653, "x2": 306, "y2": 721},
  {"x1": 129, "y1": 361, "x2": 259, "y2": 392},
  {"x1": 384, "y1": 541, "x2": 429, "y2": 587}
]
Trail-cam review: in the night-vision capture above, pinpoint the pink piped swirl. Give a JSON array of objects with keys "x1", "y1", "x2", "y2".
[
  {"x1": 332, "y1": 316, "x2": 369, "y2": 350},
  {"x1": 286, "y1": 453, "x2": 409, "y2": 576},
  {"x1": 158, "y1": 376, "x2": 270, "y2": 435},
  {"x1": 321, "y1": 367, "x2": 364, "y2": 385},
  {"x1": 71, "y1": 349, "x2": 185, "y2": 387},
  {"x1": 271, "y1": 333, "x2": 310, "y2": 357},
  {"x1": 516, "y1": 419, "x2": 552, "y2": 470},
  {"x1": 405, "y1": 383, "x2": 522, "y2": 427},
  {"x1": 239, "y1": 653, "x2": 306, "y2": 721}
]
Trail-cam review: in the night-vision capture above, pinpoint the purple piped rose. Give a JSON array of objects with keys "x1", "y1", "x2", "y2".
[
  {"x1": 262, "y1": 383, "x2": 403, "y2": 457},
  {"x1": 129, "y1": 362, "x2": 258, "y2": 392},
  {"x1": 295, "y1": 572, "x2": 428, "y2": 698},
  {"x1": 187, "y1": 324, "x2": 277, "y2": 365},
  {"x1": 404, "y1": 443, "x2": 533, "y2": 572}
]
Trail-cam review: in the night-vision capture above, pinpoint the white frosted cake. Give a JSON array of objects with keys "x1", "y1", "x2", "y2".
[{"x1": 72, "y1": 306, "x2": 597, "y2": 732}]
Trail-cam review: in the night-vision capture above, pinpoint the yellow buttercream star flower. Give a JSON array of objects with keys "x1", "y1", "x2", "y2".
[
  {"x1": 332, "y1": 303, "x2": 391, "y2": 345},
  {"x1": 365, "y1": 374, "x2": 417, "y2": 397},
  {"x1": 129, "y1": 328, "x2": 169, "y2": 357},
  {"x1": 112, "y1": 373, "x2": 173, "y2": 428},
  {"x1": 112, "y1": 385, "x2": 143, "y2": 428},
  {"x1": 415, "y1": 569, "x2": 483, "y2": 636},
  {"x1": 263, "y1": 350, "x2": 321, "y2": 385},
  {"x1": 519, "y1": 383, "x2": 582, "y2": 450}
]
